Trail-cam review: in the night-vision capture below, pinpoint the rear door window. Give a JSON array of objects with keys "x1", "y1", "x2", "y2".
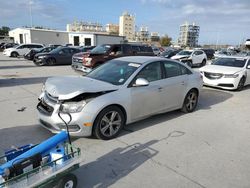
[{"x1": 163, "y1": 61, "x2": 192, "y2": 78}]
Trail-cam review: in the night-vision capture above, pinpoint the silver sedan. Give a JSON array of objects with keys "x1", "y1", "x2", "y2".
[{"x1": 37, "y1": 56, "x2": 203, "y2": 139}]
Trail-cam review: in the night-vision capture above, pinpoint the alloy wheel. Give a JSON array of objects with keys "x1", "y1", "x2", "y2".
[
  {"x1": 185, "y1": 92, "x2": 197, "y2": 111},
  {"x1": 100, "y1": 111, "x2": 122, "y2": 137},
  {"x1": 64, "y1": 180, "x2": 74, "y2": 188}
]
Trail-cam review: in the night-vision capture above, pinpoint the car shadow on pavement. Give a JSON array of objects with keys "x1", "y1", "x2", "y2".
[
  {"x1": 198, "y1": 87, "x2": 233, "y2": 110},
  {"x1": 0, "y1": 59, "x2": 28, "y2": 62},
  {"x1": 0, "y1": 65, "x2": 37, "y2": 69},
  {"x1": 76, "y1": 139, "x2": 159, "y2": 187},
  {"x1": 0, "y1": 124, "x2": 53, "y2": 155},
  {"x1": 0, "y1": 77, "x2": 49, "y2": 87}
]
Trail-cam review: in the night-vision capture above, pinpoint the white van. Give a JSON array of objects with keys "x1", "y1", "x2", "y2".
[{"x1": 3, "y1": 43, "x2": 44, "y2": 57}]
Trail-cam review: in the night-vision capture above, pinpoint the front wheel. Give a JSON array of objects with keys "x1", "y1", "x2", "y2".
[
  {"x1": 237, "y1": 77, "x2": 246, "y2": 91},
  {"x1": 201, "y1": 59, "x2": 206, "y2": 67},
  {"x1": 186, "y1": 61, "x2": 193, "y2": 68},
  {"x1": 11, "y1": 52, "x2": 19, "y2": 57},
  {"x1": 46, "y1": 58, "x2": 56, "y2": 65},
  {"x1": 93, "y1": 106, "x2": 125, "y2": 140},
  {"x1": 181, "y1": 89, "x2": 198, "y2": 113}
]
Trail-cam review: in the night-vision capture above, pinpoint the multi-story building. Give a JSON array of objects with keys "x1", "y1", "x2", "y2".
[
  {"x1": 66, "y1": 21, "x2": 104, "y2": 33},
  {"x1": 106, "y1": 24, "x2": 119, "y2": 35},
  {"x1": 136, "y1": 27, "x2": 149, "y2": 42},
  {"x1": 178, "y1": 22, "x2": 200, "y2": 47},
  {"x1": 150, "y1": 32, "x2": 160, "y2": 42},
  {"x1": 119, "y1": 12, "x2": 135, "y2": 41}
]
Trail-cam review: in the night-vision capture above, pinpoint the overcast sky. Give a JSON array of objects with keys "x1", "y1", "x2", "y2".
[{"x1": 0, "y1": 0, "x2": 249, "y2": 45}]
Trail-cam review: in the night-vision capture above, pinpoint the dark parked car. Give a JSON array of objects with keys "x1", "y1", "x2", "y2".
[
  {"x1": 200, "y1": 48, "x2": 215, "y2": 59},
  {"x1": 160, "y1": 49, "x2": 182, "y2": 58},
  {"x1": 33, "y1": 47, "x2": 80, "y2": 66},
  {"x1": 24, "y1": 46, "x2": 58, "y2": 60},
  {"x1": 72, "y1": 44, "x2": 154, "y2": 73},
  {"x1": 0, "y1": 42, "x2": 18, "y2": 51},
  {"x1": 78, "y1": 46, "x2": 96, "y2": 52}
]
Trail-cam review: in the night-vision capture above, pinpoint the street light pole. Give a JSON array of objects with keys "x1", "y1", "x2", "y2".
[{"x1": 29, "y1": 0, "x2": 33, "y2": 28}]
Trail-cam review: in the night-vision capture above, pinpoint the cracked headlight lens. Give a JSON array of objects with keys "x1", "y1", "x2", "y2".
[{"x1": 61, "y1": 101, "x2": 87, "y2": 113}]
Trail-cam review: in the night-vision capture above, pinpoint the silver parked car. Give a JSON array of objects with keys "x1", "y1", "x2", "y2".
[{"x1": 37, "y1": 56, "x2": 203, "y2": 140}]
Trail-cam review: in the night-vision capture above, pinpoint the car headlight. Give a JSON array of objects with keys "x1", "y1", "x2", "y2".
[
  {"x1": 41, "y1": 84, "x2": 45, "y2": 92},
  {"x1": 61, "y1": 101, "x2": 87, "y2": 113},
  {"x1": 224, "y1": 74, "x2": 239, "y2": 78},
  {"x1": 84, "y1": 58, "x2": 92, "y2": 65},
  {"x1": 38, "y1": 55, "x2": 47, "y2": 59}
]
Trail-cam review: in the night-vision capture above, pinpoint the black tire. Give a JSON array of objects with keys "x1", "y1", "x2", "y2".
[
  {"x1": 237, "y1": 77, "x2": 246, "y2": 91},
  {"x1": 46, "y1": 57, "x2": 56, "y2": 65},
  {"x1": 181, "y1": 89, "x2": 198, "y2": 113},
  {"x1": 93, "y1": 106, "x2": 125, "y2": 140},
  {"x1": 11, "y1": 52, "x2": 19, "y2": 57},
  {"x1": 201, "y1": 59, "x2": 206, "y2": 67},
  {"x1": 56, "y1": 173, "x2": 77, "y2": 188},
  {"x1": 186, "y1": 61, "x2": 193, "y2": 68}
]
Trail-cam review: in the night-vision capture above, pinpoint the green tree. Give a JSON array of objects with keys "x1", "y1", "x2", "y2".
[
  {"x1": 160, "y1": 35, "x2": 172, "y2": 46},
  {"x1": 0, "y1": 26, "x2": 10, "y2": 36}
]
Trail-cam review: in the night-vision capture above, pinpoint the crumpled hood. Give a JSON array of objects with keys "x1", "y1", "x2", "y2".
[
  {"x1": 35, "y1": 52, "x2": 50, "y2": 57},
  {"x1": 171, "y1": 55, "x2": 190, "y2": 60},
  {"x1": 45, "y1": 76, "x2": 118, "y2": 100},
  {"x1": 200, "y1": 65, "x2": 243, "y2": 74}
]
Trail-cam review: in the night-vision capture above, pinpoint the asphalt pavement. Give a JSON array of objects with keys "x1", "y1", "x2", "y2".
[{"x1": 0, "y1": 54, "x2": 250, "y2": 188}]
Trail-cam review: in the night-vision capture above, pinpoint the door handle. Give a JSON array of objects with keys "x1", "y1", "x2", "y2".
[
  {"x1": 158, "y1": 87, "x2": 163, "y2": 91},
  {"x1": 181, "y1": 81, "x2": 185, "y2": 85}
]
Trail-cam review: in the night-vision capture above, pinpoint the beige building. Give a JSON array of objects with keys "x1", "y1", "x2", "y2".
[
  {"x1": 119, "y1": 12, "x2": 135, "y2": 41},
  {"x1": 106, "y1": 24, "x2": 119, "y2": 35},
  {"x1": 136, "y1": 27, "x2": 149, "y2": 42},
  {"x1": 66, "y1": 21, "x2": 104, "y2": 33}
]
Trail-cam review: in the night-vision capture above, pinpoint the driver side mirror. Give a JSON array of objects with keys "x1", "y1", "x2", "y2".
[
  {"x1": 247, "y1": 65, "x2": 250, "y2": 69},
  {"x1": 133, "y1": 78, "x2": 149, "y2": 87}
]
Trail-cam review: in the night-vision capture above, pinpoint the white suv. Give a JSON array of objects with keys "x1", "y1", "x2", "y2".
[
  {"x1": 171, "y1": 50, "x2": 207, "y2": 67},
  {"x1": 3, "y1": 43, "x2": 44, "y2": 57}
]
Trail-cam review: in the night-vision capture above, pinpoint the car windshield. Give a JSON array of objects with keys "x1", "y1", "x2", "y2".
[
  {"x1": 161, "y1": 50, "x2": 174, "y2": 56},
  {"x1": 212, "y1": 58, "x2": 247, "y2": 68},
  {"x1": 86, "y1": 60, "x2": 141, "y2": 85},
  {"x1": 177, "y1": 50, "x2": 192, "y2": 56},
  {"x1": 49, "y1": 47, "x2": 64, "y2": 54},
  {"x1": 91, "y1": 44, "x2": 111, "y2": 54}
]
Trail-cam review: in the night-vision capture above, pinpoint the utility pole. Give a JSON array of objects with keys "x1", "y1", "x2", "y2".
[
  {"x1": 215, "y1": 30, "x2": 219, "y2": 50},
  {"x1": 29, "y1": 0, "x2": 33, "y2": 28}
]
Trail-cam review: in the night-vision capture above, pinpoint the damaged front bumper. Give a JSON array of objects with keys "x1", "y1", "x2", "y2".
[{"x1": 37, "y1": 93, "x2": 95, "y2": 137}]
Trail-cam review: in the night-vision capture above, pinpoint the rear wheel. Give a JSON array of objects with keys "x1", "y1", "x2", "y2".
[
  {"x1": 237, "y1": 77, "x2": 246, "y2": 91},
  {"x1": 11, "y1": 52, "x2": 19, "y2": 57},
  {"x1": 181, "y1": 89, "x2": 198, "y2": 113},
  {"x1": 93, "y1": 106, "x2": 125, "y2": 140},
  {"x1": 56, "y1": 173, "x2": 77, "y2": 188}
]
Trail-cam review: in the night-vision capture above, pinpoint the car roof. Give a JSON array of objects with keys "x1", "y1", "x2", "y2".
[{"x1": 115, "y1": 56, "x2": 168, "y2": 64}]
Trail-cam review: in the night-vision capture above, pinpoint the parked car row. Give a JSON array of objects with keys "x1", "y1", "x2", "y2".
[
  {"x1": 0, "y1": 42, "x2": 18, "y2": 51},
  {"x1": 3, "y1": 43, "x2": 44, "y2": 57}
]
